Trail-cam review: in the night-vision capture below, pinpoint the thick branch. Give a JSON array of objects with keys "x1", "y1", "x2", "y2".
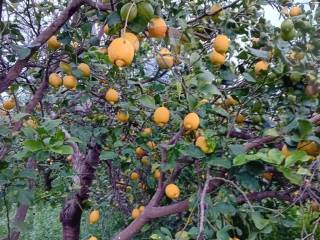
[{"x1": 0, "y1": 0, "x2": 83, "y2": 93}]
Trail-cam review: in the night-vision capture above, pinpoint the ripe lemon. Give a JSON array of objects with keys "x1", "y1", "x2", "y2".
[
  {"x1": 156, "y1": 48, "x2": 174, "y2": 69},
  {"x1": 154, "y1": 169, "x2": 161, "y2": 180},
  {"x1": 104, "y1": 24, "x2": 109, "y2": 34},
  {"x1": 47, "y1": 35, "x2": 60, "y2": 50},
  {"x1": 117, "y1": 111, "x2": 129, "y2": 123},
  {"x1": 281, "y1": 144, "x2": 291, "y2": 158},
  {"x1": 289, "y1": 6, "x2": 302, "y2": 16},
  {"x1": 77, "y1": 63, "x2": 91, "y2": 77},
  {"x1": 213, "y1": 34, "x2": 229, "y2": 54},
  {"x1": 254, "y1": 60, "x2": 268, "y2": 75},
  {"x1": 139, "y1": 206, "x2": 145, "y2": 213},
  {"x1": 297, "y1": 141, "x2": 320, "y2": 157},
  {"x1": 59, "y1": 61, "x2": 72, "y2": 74},
  {"x1": 63, "y1": 75, "x2": 77, "y2": 90},
  {"x1": 123, "y1": 32, "x2": 140, "y2": 52},
  {"x1": 130, "y1": 172, "x2": 139, "y2": 181},
  {"x1": 2, "y1": 99, "x2": 15, "y2": 110},
  {"x1": 208, "y1": 4, "x2": 223, "y2": 23},
  {"x1": 147, "y1": 141, "x2": 157, "y2": 149},
  {"x1": 131, "y1": 208, "x2": 140, "y2": 219},
  {"x1": 120, "y1": 3, "x2": 137, "y2": 22},
  {"x1": 235, "y1": 113, "x2": 246, "y2": 124},
  {"x1": 107, "y1": 38, "x2": 134, "y2": 67},
  {"x1": 49, "y1": 73, "x2": 62, "y2": 88},
  {"x1": 135, "y1": 147, "x2": 145, "y2": 158},
  {"x1": 89, "y1": 210, "x2": 100, "y2": 224},
  {"x1": 183, "y1": 112, "x2": 200, "y2": 130},
  {"x1": 105, "y1": 88, "x2": 119, "y2": 104},
  {"x1": 153, "y1": 107, "x2": 170, "y2": 126},
  {"x1": 142, "y1": 127, "x2": 152, "y2": 137},
  {"x1": 165, "y1": 184, "x2": 180, "y2": 199},
  {"x1": 88, "y1": 236, "x2": 97, "y2": 240},
  {"x1": 210, "y1": 50, "x2": 225, "y2": 65},
  {"x1": 148, "y1": 17, "x2": 167, "y2": 38},
  {"x1": 196, "y1": 136, "x2": 209, "y2": 154}
]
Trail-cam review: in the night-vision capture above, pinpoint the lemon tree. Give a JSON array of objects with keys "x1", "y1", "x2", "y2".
[{"x1": 0, "y1": 0, "x2": 320, "y2": 240}]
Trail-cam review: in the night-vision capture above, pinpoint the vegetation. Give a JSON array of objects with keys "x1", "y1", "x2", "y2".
[{"x1": 0, "y1": 0, "x2": 320, "y2": 240}]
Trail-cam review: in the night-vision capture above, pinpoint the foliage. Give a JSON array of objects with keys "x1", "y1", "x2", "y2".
[{"x1": 1, "y1": 0, "x2": 320, "y2": 239}]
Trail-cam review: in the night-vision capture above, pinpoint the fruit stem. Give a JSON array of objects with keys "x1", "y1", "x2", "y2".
[{"x1": 122, "y1": 2, "x2": 135, "y2": 37}]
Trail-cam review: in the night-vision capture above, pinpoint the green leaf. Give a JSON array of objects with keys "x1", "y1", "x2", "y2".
[
  {"x1": 100, "y1": 151, "x2": 117, "y2": 160},
  {"x1": 247, "y1": 47, "x2": 270, "y2": 59},
  {"x1": 212, "y1": 202, "x2": 236, "y2": 216},
  {"x1": 229, "y1": 144, "x2": 245, "y2": 155},
  {"x1": 107, "y1": 11, "x2": 121, "y2": 26},
  {"x1": 179, "y1": 145, "x2": 205, "y2": 159},
  {"x1": 267, "y1": 149, "x2": 284, "y2": 165},
  {"x1": 285, "y1": 150, "x2": 310, "y2": 167},
  {"x1": 263, "y1": 128, "x2": 279, "y2": 137},
  {"x1": 198, "y1": 83, "x2": 221, "y2": 97},
  {"x1": 42, "y1": 119, "x2": 62, "y2": 131},
  {"x1": 139, "y1": 95, "x2": 156, "y2": 109},
  {"x1": 212, "y1": 106, "x2": 229, "y2": 117},
  {"x1": 298, "y1": 120, "x2": 313, "y2": 138},
  {"x1": 278, "y1": 167, "x2": 303, "y2": 185},
  {"x1": 243, "y1": 72, "x2": 256, "y2": 82},
  {"x1": 233, "y1": 154, "x2": 248, "y2": 166},
  {"x1": 23, "y1": 140, "x2": 44, "y2": 152},
  {"x1": 207, "y1": 157, "x2": 231, "y2": 169},
  {"x1": 19, "y1": 169, "x2": 37, "y2": 180},
  {"x1": 252, "y1": 212, "x2": 270, "y2": 230},
  {"x1": 50, "y1": 145, "x2": 73, "y2": 155},
  {"x1": 13, "y1": 45, "x2": 31, "y2": 59},
  {"x1": 296, "y1": 167, "x2": 311, "y2": 176}
]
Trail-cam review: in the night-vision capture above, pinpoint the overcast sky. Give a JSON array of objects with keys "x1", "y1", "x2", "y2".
[{"x1": 264, "y1": 0, "x2": 311, "y2": 27}]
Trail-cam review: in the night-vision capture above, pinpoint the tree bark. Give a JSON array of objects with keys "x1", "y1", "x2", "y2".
[{"x1": 60, "y1": 141, "x2": 101, "y2": 240}]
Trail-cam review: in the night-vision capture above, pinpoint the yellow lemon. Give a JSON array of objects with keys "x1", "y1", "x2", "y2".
[
  {"x1": 213, "y1": 34, "x2": 229, "y2": 54},
  {"x1": 123, "y1": 32, "x2": 140, "y2": 52},
  {"x1": 49, "y1": 73, "x2": 62, "y2": 88},
  {"x1": 183, "y1": 112, "x2": 200, "y2": 130},
  {"x1": 153, "y1": 107, "x2": 170, "y2": 126},
  {"x1": 89, "y1": 210, "x2": 100, "y2": 224},
  {"x1": 148, "y1": 17, "x2": 167, "y2": 38},
  {"x1": 47, "y1": 35, "x2": 60, "y2": 50},
  {"x1": 105, "y1": 88, "x2": 119, "y2": 104},
  {"x1": 156, "y1": 48, "x2": 174, "y2": 69},
  {"x1": 63, "y1": 75, "x2": 77, "y2": 90},
  {"x1": 77, "y1": 63, "x2": 91, "y2": 77},
  {"x1": 108, "y1": 37, "x2": 134, "y2": 67},
  {"x1": 165, "y1": 184, "x2": 180, "y2": 199}
]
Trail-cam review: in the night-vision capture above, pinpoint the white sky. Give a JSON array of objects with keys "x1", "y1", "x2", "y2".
[{"x1": 264, "y1": 0, "x2": 311, "y2": 27}]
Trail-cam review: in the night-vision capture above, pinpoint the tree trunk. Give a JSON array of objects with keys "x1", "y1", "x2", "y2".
[{"x1": 60, "y1": 141, "x2": 100, "y2": 240}]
